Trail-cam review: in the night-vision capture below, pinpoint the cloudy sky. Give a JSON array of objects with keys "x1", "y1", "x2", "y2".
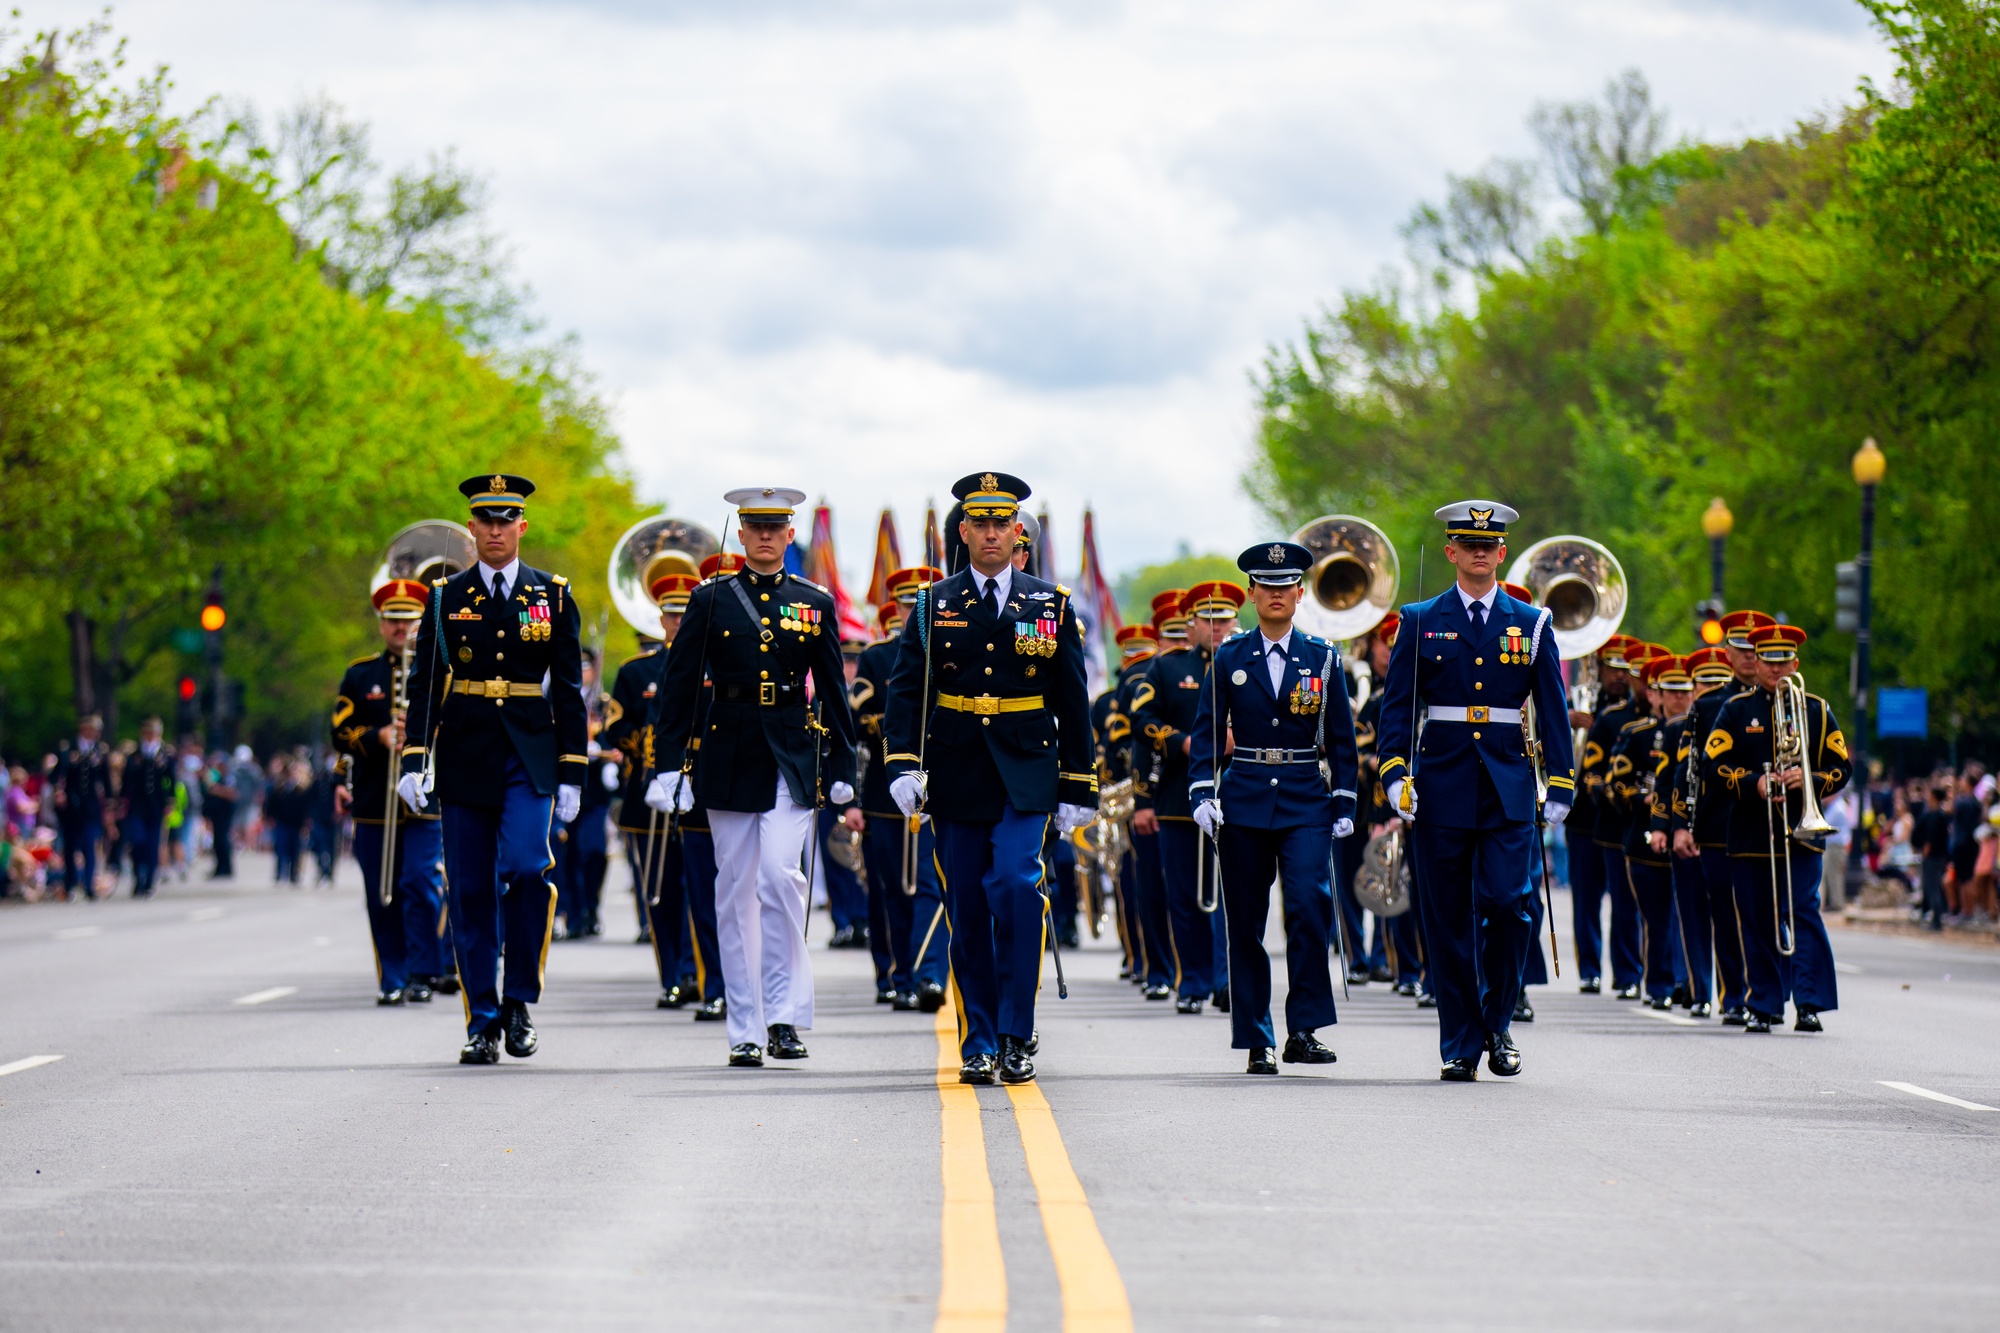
[{"x1": 30, "y1": 1, "x2": 1891, "y2": 581}]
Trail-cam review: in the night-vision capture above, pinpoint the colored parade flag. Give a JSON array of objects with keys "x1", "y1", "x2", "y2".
[
  {"x1": 806, "y1": 502, "x2": 873, "y2": 642},
  {"x1": 1074, "y1": 507, "x2": 1123, "y2": 696},
  {"x1": 865, "y1": 508, "x2": 902, "y2": 609},
  {"x1": 923, "y1": 502, "x2": 945, "y2": 570}
]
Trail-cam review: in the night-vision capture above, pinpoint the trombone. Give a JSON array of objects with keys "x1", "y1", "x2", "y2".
[{"x1": 1766, "y1": 671, "x2": 1834, "y2": 956}]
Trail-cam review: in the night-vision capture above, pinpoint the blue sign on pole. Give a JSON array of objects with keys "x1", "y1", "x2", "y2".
[{"x1": 1877, "y1": 687, "x2": 1928, "y2": 738}]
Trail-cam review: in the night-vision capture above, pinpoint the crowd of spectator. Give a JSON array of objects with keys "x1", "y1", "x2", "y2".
[
  {"x1": 1854, "y1": 761, "x2": 2000, "y2": 931},
  {"x1": 0, "y1": 715, "x2": 349, "y2": 902}
]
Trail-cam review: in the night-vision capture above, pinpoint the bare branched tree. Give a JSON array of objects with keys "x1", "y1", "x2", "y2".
[{"x1": 1530, "y1": 68, "x2": 1667, "y2": 235}]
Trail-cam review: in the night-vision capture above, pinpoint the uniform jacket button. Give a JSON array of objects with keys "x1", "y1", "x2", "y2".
[{"x1": 1270, "y1": 777, "x2": 1279, "y2": 786}]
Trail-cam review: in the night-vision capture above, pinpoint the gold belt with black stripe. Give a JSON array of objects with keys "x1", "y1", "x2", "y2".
[
  {"x1": 937, "y1": 693, "x2": 1043, "y2": 715},
  {"x1": 452, "y1": 679, "x2": 544, "y2": 698}
]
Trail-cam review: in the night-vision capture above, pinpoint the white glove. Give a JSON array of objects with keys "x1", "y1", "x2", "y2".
[
  {"x1": 396, "y1": 771, "x2": 428, "y2": 812},
  {"x1": 1543, "y1": 800, "x2": 1570, "y2": 827},
  {"x1": 890, "y1": 773, "x2": 926, "y2": 817},
  {"x1": 555, "y1": 784, "x2": 581, "y2": 823},
  {"x1": 1387, "y1": 779, "x2": 1417, "y2": 823},
  {"x1": 646, "y1": 771, "x2": 694, "y2": 813},
  {"x1": 1193, "y1": 799, "x2": 1223, "y2": 838},
  {"x1": 829, "y1": 781, "x2": 855, "y2": 806},
  {"x1": 1056, "y1": 803, "x2": 1093, "y2": 834},
  {"x1": 601, "y1": 760, "x2": 621, "y2": 791},
  {"x1": 1332, "y1": 817, "x2": 1354, "y2": 840}
]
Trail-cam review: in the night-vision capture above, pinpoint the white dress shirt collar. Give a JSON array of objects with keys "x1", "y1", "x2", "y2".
[
  {"x1": 478, "y1": 558, "x2": 522, "y2": 598},
  {"x1": 973, "y1": 563, "x2": 1013, "y2": 608},
  {"x1": 1456, "y1": 582, "x2": 1497, "y2": 616}
]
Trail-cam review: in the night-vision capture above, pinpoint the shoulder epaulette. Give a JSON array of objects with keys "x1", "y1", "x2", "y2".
[
  {"x1": 790, "y1": 576, "x2": 829, "y2": 595},
  {"x1": 348, "y1": 653, "x2": 379, "y2": 667},
  {"x1": 1619, "y1": 717, "x2": 1655, "y2": 735},
  {"x1": 551, "y1": 574, "x2": 568, "y2": 586},
  {"x1": 618, "y1": 649, "x2": 659, "y2": 668},
  {"x1": 1056, "y1": 583, "x2": 1071, "y2": 596},
  {"x1": 432, "y1": 576, "x2": 448, "y2": 587}
]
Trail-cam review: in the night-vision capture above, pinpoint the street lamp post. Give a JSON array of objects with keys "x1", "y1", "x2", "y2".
[
  {"x1": 1850, "y1": 438, "x2": 1886, "y2": 869},
  {"x1": 1702, "y1": 497, "x2": 1732, "y2": 604}
]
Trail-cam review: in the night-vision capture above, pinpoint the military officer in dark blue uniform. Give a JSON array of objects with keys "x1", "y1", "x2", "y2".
[
  {"x1": 1701, "y1": 623, "x2": 1848, "y2": 1033},
  {"x1": 1094, "y1": 625, "x2": 1154, "y2": 979},
  {"x1": 1376, "y1": 500, "x2": 1576, "y2": 1081},
  {"x1": 884, "y1": 472, "x2": 1095, "y2": 1086},
  {"x1": 1615, "y1": 652, "x2": 1686, "y2": 1008},
  {"x1": 51, "y1": 715, "x2": 110, "y2": 901},
  {"x1": 646, "y1": 488, "x2": 859, "y2": 1068},
  {"x1": 1188, "y1": 542, "x2": 1359, "y2": 1075},
  {"x1": 1577, "y1": 636, "x2": 1647, "y2": 998},
  {"x1": 1122, "y1": 591, "x2": 1185, "y2": 1000},
  {"x1": 118, "y1": 716, "x2": 177, "y2": 899},
  {"x1": 1134, "y1": 580, "x2": 1244, "y2": 1014},
  {"x1": 1350, "y1": 612, "x2": 1427, "y2": 996},
  {"x1": 398, "y1": 475, "x2": 588, "y2": 1065},
  {"x1": 1651, "y1": 649, "x2": 1721, "y2": 1017},
  {"x1": 852, "y1": 566, "x2": 950, "y2": 1012},
  {"x1": 605, "y1": 570, "x2": 724, "y2": 1015},
  {"x1": 334, "y1": 577, "x2": 451, "y2": 1004}
]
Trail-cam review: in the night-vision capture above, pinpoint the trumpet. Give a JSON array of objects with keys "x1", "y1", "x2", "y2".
[{"x1": 1765, "y1": 670, "x2": 1833, "y2": 956}]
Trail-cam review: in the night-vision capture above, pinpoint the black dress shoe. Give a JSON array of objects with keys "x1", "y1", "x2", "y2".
[
  {"x1": 827, "y1": 925, "x2": 857, "y2": 950},
  {"x1": 875, "y1": 985, "x2": 897, "y2": 1004},
  {"x1": 502, "y1": 1000, "x2": 538, "y2": 1059},
  {"x1": 1212, "y1": 990, "x2": 1231, "y2": 1013},
  {"x1": 1025, "y1": 1030, "x2": 1040, "y2": 1057},
  {"x1": 459, "y1": 1032, "x2": 500, "y2": 1064},
  {"x1": 1246, "y1": 1047, "x2": 1278, "y2": 1075},
  {"x1": 1395, "y1": 981, "x2": 1416, "y2": 998},
  {"x1": 1282, "y1": 1031, "x2": 1337, "y2": 1064},
  {"x1": 918, "y1": 983, "x2": 946, "y2": 1014},
  {"x1": 1614, "y1": 985, "x2": 1641, "y2": 1001},
  {"x1": 635, "y1": 925, "x2": 653, "y2": 945},
  {"x1": 729, "y1": 1043, "x2": 764, "y2": 1068},
  {"x1": 377, "y1": 988, "x2": 405, "y2": 1006},
  {"x1": 1175, "y1": 996, "x2": 1204, "y2": 1015},
  {"x1": 1579, "y1": 977, "x2": 1602, "y2": 994},
  {"x1": 1415, "y1": 990, "x2": 1438, "y2": 1009},
  {"x1": 1670, "y1": 984, "x2": 1693, "y2": 1009},
  {"x1": 405, "y1": 981, "x2": 433, "y2": 1004},
  {"x1": 1513, "y1": 995, "x2": 1536, "y2": 1023},
  {"x1": 1487, "y1": 1033, "x2": 1522, "y2": 1077},
  {"x1": 1743, "y1": 1012, "x2": 1773, "y2": 1033},
  {"x1": 999, "y1": 1035, "x2": 1035, "y2": 1084},
  {"x1": 1648, "y1": 995, "x2": 1671, "y2": 1010},
  {"x1": 767, "y1": 1023, "x2": 808, "y2": 1060},
  {"x1": 891, "y1": 990, "x2": 921, "y2": 1011},
  {"x1": 1794, "y1": 1007, "x2": 1823, "y2": 1033},
  {"x1": 959, "y1": 1054, "x2": 997, "y2": 1085},
  {"x1": 1143, "y1": 984, "x2": 1172, "y2": 1001},
  {"x1": 1720, "y1": 1006, "x2": 1747, "y2": 1027},
  {"x1": 693, "y1": 997, "x2": 726, "y2": 1021},
  {"x1": 1345, "y1": 967, "x2": 1371, "y2": 986},
  {"x1": 659, "y1": 985, "x2": 687, "y2": 1009},
  {"x1": 551, "y1": 921, "x2": 569, "y2": 942},
  {"x1": 1690, "y1": 1002, "x2": 1713, "y2": 1018},
  {"x1": 429, "y1": 974, "x2": 461, "y2": 996},
  {"x1": 1368, "y1": 966, "x2": 1394, "y2": 984},
  {"x1": 1440, "y1": 1058, "x2": 1478, "y2": 1082}
]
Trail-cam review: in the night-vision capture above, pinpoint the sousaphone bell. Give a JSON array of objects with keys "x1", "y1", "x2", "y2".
[
  {"x1": 607, "y1": 515, "x2": 721, "y2": 639},
  {"x1": 1292, "y1": 514, "x2": 1399, "y2": 708}
]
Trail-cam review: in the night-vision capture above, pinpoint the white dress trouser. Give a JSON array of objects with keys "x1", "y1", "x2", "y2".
[{"x1": 705, "y1": 776, "x2": 816, "y2": 1048}]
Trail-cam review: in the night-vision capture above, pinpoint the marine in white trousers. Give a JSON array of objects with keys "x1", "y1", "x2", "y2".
[{"x1": 705, "y1": 776, "x2": 816, "y2": 1050}]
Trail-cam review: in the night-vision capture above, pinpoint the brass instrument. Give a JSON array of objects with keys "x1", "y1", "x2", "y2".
[
  {"x1": 1506, "y1": 535, "x2": 1627, "y2": 754},
  {"x1": 1351, "y1": 826, "x2": 1411, "y2": 918},
  {"x1": 1766, "y1": 671, "x2": 1834, "y2": 956},
  {"x1": 372, "y1": 521, "x2": 475, "y2": 906},
  {"x1": 1073, "y1": 778, "x2": 1134, "y2": 939},
  {"x1": 1291, "y1": 514, "x2": 1401, "y2": 654},
  {"x1": 607, "y1": 515, "x2": 721, "y2": 639}
]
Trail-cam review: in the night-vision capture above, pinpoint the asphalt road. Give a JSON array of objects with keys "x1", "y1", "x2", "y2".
[{"x1": 4, "y1": 854, "x2": 1997, "y2": 1332}]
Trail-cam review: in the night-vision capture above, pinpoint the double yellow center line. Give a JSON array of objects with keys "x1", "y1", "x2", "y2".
[{"x1": 932, "y1": 1002, "x2": 1131, "y2": 1333}]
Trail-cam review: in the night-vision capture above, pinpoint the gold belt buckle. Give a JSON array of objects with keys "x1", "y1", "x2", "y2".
[
  {"x1": 970, "y1": 696, "x2": 1000, "y2": 716},
  {"x1": 1467, "y1": 705, "x2": 1489, "y2": 723},
  {"x1": 759, "y1": 681, "x2": 776, "y2": 706}
]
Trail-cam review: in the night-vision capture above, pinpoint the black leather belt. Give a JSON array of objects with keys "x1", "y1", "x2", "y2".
[{"x1": 718, "y1": 681, "x2": 803, "y2": 705}]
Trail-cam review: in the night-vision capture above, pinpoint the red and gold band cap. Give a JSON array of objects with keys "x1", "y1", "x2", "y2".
[
  {"x1": 1685, "y1": 645, "x2": 1734, "y2": 682},
  {"x1": 1181, "y1": 580, "x2": 1246, "y2": 620},
  {"x1": 1720, "y1": 609, "x2": 1775, "y2": 650},
  {"x1": 1376, "y1": 610, "x2": 1401, "y2": 646},
  {"x1": 1750, "y1": 623, "x2": 1807, "y2": 660},
  {"x1": 650, "y1": 572, "x2": 699, "y2": 611},
  {"x1": 1642, "y1": 653, "x2": 1693, "y2": 689},
  {"x1": 373, "y1": 578, "x2": 429, "y2": 620},
  {"x1": 887, "y1": 564, "x2": 944, "y2": 604},
  {"x1": 699, "y1": 553, "x2": 747, "y2": 579}
]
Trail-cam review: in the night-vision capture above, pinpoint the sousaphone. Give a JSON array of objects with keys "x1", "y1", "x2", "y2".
[
  {"x1": 1291, "y1": 514, "x2": 1399, "y2": 708},
  {"x1": 371, "y1": 520, "x2": 475, "y2": 595},
  {"x1": 1505, "y1": 535, "x2": 1628, "y2": 748},
  {"x1": 607, "y1": 515, "x2": 721, "y2": 638}
]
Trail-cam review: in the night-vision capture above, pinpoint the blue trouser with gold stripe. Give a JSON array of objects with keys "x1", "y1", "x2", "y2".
[
  {"x1": 1156, "y1": 819, "x2": 1215, "y2": 1002},
  {"x1": 1669, "y1": 852, "x2": 1714, "y2": 1005},
  {"x1": 1626, "y1": 858, "x2": 1678, "y2": 1001},
  {"x1": 865, "y1": 816, "x2": 948, "y2": 995},
  {"x1": 352, "y1": 817, "x2": 447, "y2": 991},
  {"x1": 1730, "y1": 850, "x2": 1838, "y2": 1021},
  {"x1": 441, "y1": 755, "x2": 557, "y2": 1039},
  {"x1": 935, "y1": 804, "x2": 1049, "y2": 1060},
  {"x1": 1701, "y1": 847, "x2": 1748, "y2": 1010},
  {"x1": 1132, "y1": 829, "x2": 1172, "y2": 989}
]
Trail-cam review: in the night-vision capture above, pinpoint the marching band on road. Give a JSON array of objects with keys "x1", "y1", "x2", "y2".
[{"x1": 321, "y1": 473, "x2": 1848, "y2": 1078}]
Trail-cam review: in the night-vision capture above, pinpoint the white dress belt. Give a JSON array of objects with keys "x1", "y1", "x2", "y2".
[{"x1": 1426, "y1": 705, "x2": 1522, "y2": 724}]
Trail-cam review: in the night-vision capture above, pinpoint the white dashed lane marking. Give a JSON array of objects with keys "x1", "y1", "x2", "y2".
[
  {"x1": 233, "y1": 987, "x2": 298, "y2": 1007},
  {"x1": 1879, "y1": 1081, "x2": 1996, "y2": 1113},
  {"x1": 0, "y1": 1055, "x2": 64, "y2": 1078}
]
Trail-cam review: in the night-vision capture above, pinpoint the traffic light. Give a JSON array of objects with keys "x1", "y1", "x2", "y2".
[
  {"x1": 177, "y1": 676, "x2": 197, "y2": 702},
  {"x1": 175, "y1": 676, "x2": 199, "y2": 737},
  {"x1": 1694, "y1": 598, "x2": 1725, "y2": 646},
  {"x1": 200, "y1": 586, "x2": 226, "y2": 633},
  {"x1": 1834, "y1": 561, "x2": 1860, "y2": 633}
]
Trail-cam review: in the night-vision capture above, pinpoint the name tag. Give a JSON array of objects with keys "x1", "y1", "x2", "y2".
[{"x1": 449, "y1": 610, "x2": 481, "y2": 621}]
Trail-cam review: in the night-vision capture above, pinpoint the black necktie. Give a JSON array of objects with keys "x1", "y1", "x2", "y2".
[
  {"x1": 982, "y1": 577, "x2": 998, "y2": 619},
  {"x1": 1468, "y1": 599, "x2": 1484, "y2": 635},
  {"x1": 492, "y1": 573, "x2": 507, "y2": 604}
]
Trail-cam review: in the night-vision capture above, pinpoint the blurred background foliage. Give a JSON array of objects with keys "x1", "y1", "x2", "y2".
[
  {"x1": 1249, "y1": 0, "x2": 2000, "y2": 757},
  {"x1": 0, "y1": 20, "x2": 645, "y2": 758}
]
